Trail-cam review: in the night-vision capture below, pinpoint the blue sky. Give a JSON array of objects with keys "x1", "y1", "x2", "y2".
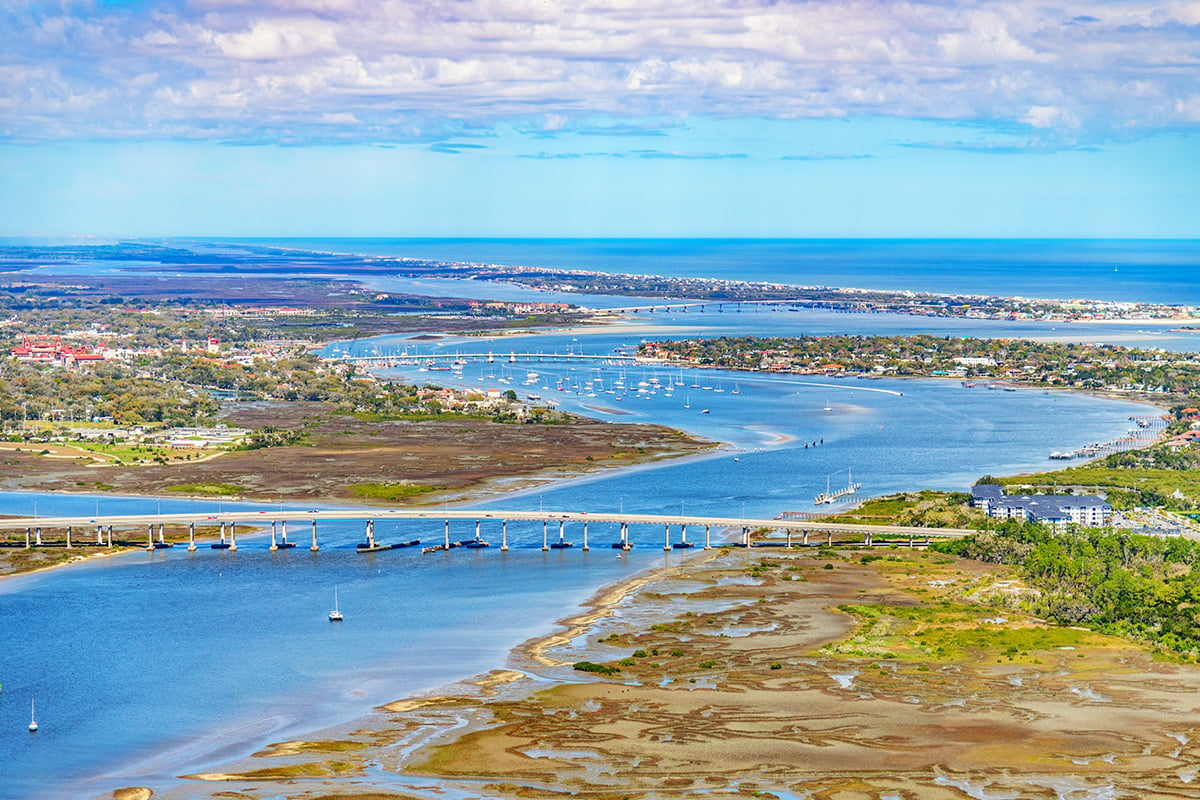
[{"x1": 1, "y1": 1, "x2": 1198, "y2": 238}]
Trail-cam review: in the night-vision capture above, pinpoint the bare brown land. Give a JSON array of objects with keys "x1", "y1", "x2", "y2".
[
  {"x1": 160, "y1": 545, "x2": 1200, "y2": 800},
  {"x1": 0, "y1": 402, "x2": 712, "y2": 506}
]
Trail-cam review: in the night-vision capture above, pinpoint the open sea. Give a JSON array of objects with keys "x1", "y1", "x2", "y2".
[{"x1": 0, "y1": 238, "x2": 1195, "y2": 798}]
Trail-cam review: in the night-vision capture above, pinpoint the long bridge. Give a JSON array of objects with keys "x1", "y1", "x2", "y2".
[
  {"x1": 0, "y1": 509, "x2": 974, "y2": 553},
  {"x1": 332, "y1": 351, "x2": 638, "y2": 367}
]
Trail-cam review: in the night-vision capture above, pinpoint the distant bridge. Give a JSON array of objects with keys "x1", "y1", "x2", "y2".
[
  {"x1": 332, "y1": 351, "x2": 637, "y2": 367},
  {"x1": 0, "y1": 509, "x2": 974, "y2": 554}
]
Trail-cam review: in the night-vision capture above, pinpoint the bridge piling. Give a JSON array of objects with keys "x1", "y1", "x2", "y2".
[
  {"x1": 35, "y1": 527, "x2": 42, "y2": 546},
  {"x1": 280, "y1": 521, "x2": 288, "y2": 546},
  {"x1": 704, "y1": 524, "x2": 711, "y2": 550},
  {"x1": 741, "y1": 526, "x2": 749, "y2": 547},
  {"x1": 228, "y1": 523, "x2": 237, "y2": 552},
  {"x1": 664, "y1": 523, "x2": 671, "y2": 551},
  {"x1": 827, "y1": 531, "x2": 833, "y2": 546},
  {"x1": 680, "y1": 524, "x2": 688, "y2": 546},
  {"x1": 270, "y1": 521, "x2": 278, "y2": 551},
  {"x1": 582, "y1": 521, "x2": 589, "y2": 551},
  {"x1": 96, "y1": 525, "x2": 103, "y2": 545},
  {"x1": 106, "y1": 525, "x2": 113, "y2": 548},
  {"x1": 24, "y1": 527, "x2": 30, "y2": 549},
  {"x1": 310, "y1": 519, "x2": 319, "y2": 552},
  {"x1": 146, "y1": 524, "x2": 153, "y2": 550},
  {"x1": 785, "y1": 529, "x2": 791, "y2": 548},
  {"x1": 803, "y1": 530, "x2": 809, "y2": 546},
  {"x1": 558, "y1": 519, "x2": 567, "y2": 548},
  {"x1": 444, "y1": 520, "x2": 450, "y2": 551},
  {"x1": 158, "y1": 523, "x2": 165, "y2": 545},
  {"x1": 542, "y1": 520, "x2": 548, "y2": 552},
  {"x1": 66, "y1": 526, "x2": 71, "y2": 549},
  {"x1": 501, "y1": 519, "x2": 508, "y2": 552},
  {"x1": 187, "y1": 522, "x2": 196, "y2": 552}
]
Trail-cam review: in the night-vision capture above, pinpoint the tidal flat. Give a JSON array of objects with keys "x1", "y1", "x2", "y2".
[{"x1": 159, "y1": 544, "x2": 1200, "y2": 800}]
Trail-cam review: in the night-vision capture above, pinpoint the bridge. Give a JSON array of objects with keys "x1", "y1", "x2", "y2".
[
  {"x1": 331, "y1": 351, "x2": 638, "y2": 367},
  {"x1": 0, "y1": 508, "x2": 974, "y2": 553}
]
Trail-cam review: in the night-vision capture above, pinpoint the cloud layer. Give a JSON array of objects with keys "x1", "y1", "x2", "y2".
[{"x1": 2, "y1": 0, "x2": 1199, "y2": 144}]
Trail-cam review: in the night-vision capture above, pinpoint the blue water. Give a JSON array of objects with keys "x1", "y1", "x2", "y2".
[
  {"x1": 223, "y1": 238, "x2": 1200, "y2": 305},
  {"x1": 0, "y1": 238, "x2": 1184, "y2": 798}
]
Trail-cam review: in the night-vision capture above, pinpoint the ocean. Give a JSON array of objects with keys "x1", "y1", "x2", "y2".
[{"x1": 221, "y1": 238, "x2": 1200, "y2": 305}]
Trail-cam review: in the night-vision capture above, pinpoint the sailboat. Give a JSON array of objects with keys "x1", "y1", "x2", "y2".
[
  {"x1": 328, "y1": 588, "x2": 343, "y2": 622},
  {"x1": 29, "y1": 698, "x2": 37, "y2": 732}
]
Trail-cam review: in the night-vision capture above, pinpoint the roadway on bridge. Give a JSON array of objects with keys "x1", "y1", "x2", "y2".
[{"x1": 0, "y1": 508, "x2": 974, "y2": 540}]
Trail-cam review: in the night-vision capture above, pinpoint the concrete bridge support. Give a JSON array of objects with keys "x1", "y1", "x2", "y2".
[
  {"x1": 704, "y1": 524, "x2": 711, "y2": 550},
  {"x1": 541, "y1": 520, "x2": 549, "y2": 552},
  {"x1": 228, "y1": 523, "x2": 237, "y2": 552},
  {"x1": 188, "y1": 522, "x2": 196, "y2": 552},
  {"x1": 664, "y1": 523, "x2": 671, "y2": 551},
  {"x1": 66, "y1": 526, "x2": 71, "y2": 549},
  {"x1": 582, "y1": 521, "x2": 589, "y2": 551},
  {"x1": 310, "y1": 519, "x2": 319, "y2": 552},
  {"x1": 270, "y1": 521, "x2": 278, "y2": 551},
  {"x1": 501, "y1": 519, "x2": 508, "y2": 552}
]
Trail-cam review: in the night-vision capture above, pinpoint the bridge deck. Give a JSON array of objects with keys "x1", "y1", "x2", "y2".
[{"x1": 0, "y1": 508, "x2": 973, "y2": 539}]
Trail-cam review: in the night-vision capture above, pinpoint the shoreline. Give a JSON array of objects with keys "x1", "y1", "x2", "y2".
[
  {"x1": 159, "y1": 530, "x2": 1200, "y2": 799},
  {"x1": 163, "y1": 544, "x2": 730, "y2": 794}
]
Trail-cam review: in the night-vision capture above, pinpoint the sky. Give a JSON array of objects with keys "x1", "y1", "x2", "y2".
[{"x1": 0, "y1": 0, "x2": 1198, "y2": 238}]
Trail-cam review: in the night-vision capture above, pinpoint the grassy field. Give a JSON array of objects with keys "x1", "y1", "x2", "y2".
[
  {"x1": 165, "y1": 482, "x2": 245, "y2": 496},
  {"x1": 1000, "y1": 465, "x2": 1200, "y2": 504},
  {"x1": 823, "y1": 490, "x2": 984, "y2": 527},
  {"x1": 348, "y1": 482, "x2": 437, "y2": 501}
]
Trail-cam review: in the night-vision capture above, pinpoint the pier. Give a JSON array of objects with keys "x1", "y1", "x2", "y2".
[{"x1": 0, "y1": 508, "x2": 975, "y2": 553}]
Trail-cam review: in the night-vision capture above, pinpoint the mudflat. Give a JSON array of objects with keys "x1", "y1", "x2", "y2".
[
  {"x1": 0, "y1": 401, "x2": 713, "y2": 506},
  {"x1": 169, "y1": 545, "x2": 1200, "y2": 800}
]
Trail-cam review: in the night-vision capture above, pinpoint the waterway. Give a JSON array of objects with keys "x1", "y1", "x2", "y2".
[{"x1": 0, "y1": 247, "x2": 1183, "y2": 798}]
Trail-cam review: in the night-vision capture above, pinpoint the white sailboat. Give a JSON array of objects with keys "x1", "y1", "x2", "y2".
[
  {"x1": 328, "y1": 587, "x2": 343, "y2": 622},
  {"x1": 29, "y1": 698, "x2": 37, "y2": 732}
]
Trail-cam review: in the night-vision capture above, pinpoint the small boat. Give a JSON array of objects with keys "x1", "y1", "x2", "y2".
[
  {"x1": 700, "y1": 409, "x2": 710, "y2": 414},
  {"x1": 328, "y1": 588, "x2": 343, "y2": 622},
  {"x1": 29, "y1": 698, "x2": 37, "y2": 732}
]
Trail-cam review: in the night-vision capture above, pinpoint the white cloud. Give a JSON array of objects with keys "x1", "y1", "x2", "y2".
[{"x1": 0, "y1": 0, "x2": 1196, "y2": 142}]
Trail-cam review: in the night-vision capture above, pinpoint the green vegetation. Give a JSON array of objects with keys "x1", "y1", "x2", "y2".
[
  {"x1": 348, "y1": 482, "x2": 438, "y2": 501},
  {"x1": 824, "y1": 490, "x2": 983, "y2": 528},
  {"x1": 165, "y1": 482, "x2": 245, "y2": 496},
  {"x1": 642, "y1": 333, "x2": 1200, "y2": 400},
  {"x1": 572, "y1": 661, "x2": 620, "y2": 676},
  {"x1": 933, "y1": 520, "x2": 1200, "y2": 659},
  {"x1": 829, "y1": 602, "x2": 1107, "y2": 663},
  {"x1": 999, "y1": 443, "x2": 1200, "y2": 509}
]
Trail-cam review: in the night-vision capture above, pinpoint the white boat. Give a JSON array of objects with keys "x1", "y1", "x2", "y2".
[
  {"x1": 29, "y1": 698, "x2": 37, "y2": 732},
  {"x1": 328, "y1": 588, "x2": 343, "y2": 622}
]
